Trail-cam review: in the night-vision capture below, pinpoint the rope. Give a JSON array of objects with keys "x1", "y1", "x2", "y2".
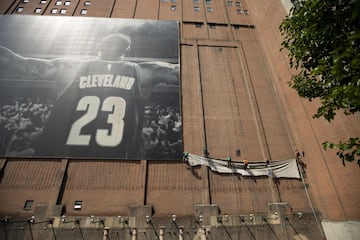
[
  {"x1": 234, "y1": 1, "x2": 294, "y2": 238},
  {"x1": 255, "y1": 0, "x2": 327, "y2": 237}
]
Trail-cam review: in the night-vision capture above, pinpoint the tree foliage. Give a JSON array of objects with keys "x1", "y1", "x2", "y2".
[{"x1": 279, "y1": 0, "x2": 360, "y2": 165}]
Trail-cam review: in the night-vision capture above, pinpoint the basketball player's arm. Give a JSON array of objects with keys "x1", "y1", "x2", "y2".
[
  {"x1": 0, "y1": 45, "x2": 56, "y2": 80},
  {"x1": 139, "y1": 61, "x2": 179, "y2": 86},
  {"x1": 0, "y1": 46, "x2": 85, "y2": 96}
]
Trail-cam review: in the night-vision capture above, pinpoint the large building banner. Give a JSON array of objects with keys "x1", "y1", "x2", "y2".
[{"x1": 0, "y1": 15, "x2": 182, "y2": 160}]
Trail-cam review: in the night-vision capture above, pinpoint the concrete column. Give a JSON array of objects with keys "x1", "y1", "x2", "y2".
[
  {"x1": 179, "y1": 226, "x2": 184, "y2": 240},
  {"x1": 159, "y1": 227, "x2": 165, "y2": 240},
  {"x1": 131, "y1": 229, "x2": 137, "y2": 240},
  {"x1": 103, "y1": 227, "x2": 110, "y2": 240},
  {"x1": 200, "y1": 228, "x2": 206, "y2": 240}
]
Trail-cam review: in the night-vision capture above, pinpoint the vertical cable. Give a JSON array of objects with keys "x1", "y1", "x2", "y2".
[
  {"x1": 109, "y1": 0, "x2": 117, "y2": 17},
  {"x1": 4, "y1": 0, "x2": 19, "y2": 14},
  {"x1": 196, "y1": 41, "x2": 211, "y2": 204}
]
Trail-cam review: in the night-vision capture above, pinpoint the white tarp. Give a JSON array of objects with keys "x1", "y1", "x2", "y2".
[
  {"x1": 322, "y1": 220, "x2": 360, "y2": 240},
  {"x1": 186, "y1": 154, "x2": 300, "y2": 179}
]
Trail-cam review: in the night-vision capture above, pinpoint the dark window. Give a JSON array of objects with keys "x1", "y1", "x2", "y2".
[
  {"x1": 205, "y1": 0, "x2": 211, "y2": 5},
  {"x1": 195, "y1": 23, "x2": 202, "y2": 28},
  {"x1": 24, "y1": 200, "x2": 33, "y2": 210},
  {"x1": 209, "y1": 23, "x2": 216, "y2": 29},
  {"x1": 235, "y1": 1, "x2": 241, "y2": 7}
]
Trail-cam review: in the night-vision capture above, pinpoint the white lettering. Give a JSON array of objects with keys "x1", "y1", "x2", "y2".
[
  {"x1": 79, "y1": 76, "x2": 88, "y2": 89},
  {"x1": 104, "y1": 74, "x2": 113, "y2": 87},
  {"x1": 78, "y1": 74, "x2": 135, "y2": 90}
]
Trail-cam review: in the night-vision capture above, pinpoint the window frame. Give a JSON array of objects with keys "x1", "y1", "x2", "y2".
[
  {"x1": 74, "y1": 200, "x2": 82, "y2": 210},
  {"x1": 16, "y1": 7, "x2": 24, "y2": 12},
  {"x1": 23, "y1": 200, "x2": 34, "y2": 210},
  {"x1": 34, "y1": 7, "x2": 42, "y2": 13}
]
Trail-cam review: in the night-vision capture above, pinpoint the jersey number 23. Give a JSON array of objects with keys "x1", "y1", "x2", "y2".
[{"x1": 66, "y1": 96, "x2": 125, "y2": 147}]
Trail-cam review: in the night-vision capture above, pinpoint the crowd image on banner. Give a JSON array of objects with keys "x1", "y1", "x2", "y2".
[
  {"x1": 140, "y1": 105, "x2": 182, "y2": 159},
  {"x1": 0, "y1": 96, "x2": 53, "y2": 155},
  {"x1": 0, "y1": 96, "x2": 182, "y2": 159}
]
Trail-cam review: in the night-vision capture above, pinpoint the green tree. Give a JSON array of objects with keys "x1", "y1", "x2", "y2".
[{"x1": 279, "y1": 0, "x2": 360, "y2": 165}]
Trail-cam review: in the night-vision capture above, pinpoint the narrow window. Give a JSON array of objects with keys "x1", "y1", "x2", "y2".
[
  {"x1": 34, "y1": 7, "x2": 42, "y2": 13},
  {"x1": 24, "y1": 200, "x2": 33, "y2": 210},
  {"x1": 80, "y1": 9, "x2": 87, "y2": 14},
  {"x1": 74, "y1": 200, "x2": 82, "y2": 210},
  {"x1": 51, "y1": 8, "x2": 58, "y2": 13}
]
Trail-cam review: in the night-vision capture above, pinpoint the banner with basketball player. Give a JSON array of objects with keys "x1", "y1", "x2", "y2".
[{"x1": 0, "y1": 15, "x2": 182, "y2": 160}]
